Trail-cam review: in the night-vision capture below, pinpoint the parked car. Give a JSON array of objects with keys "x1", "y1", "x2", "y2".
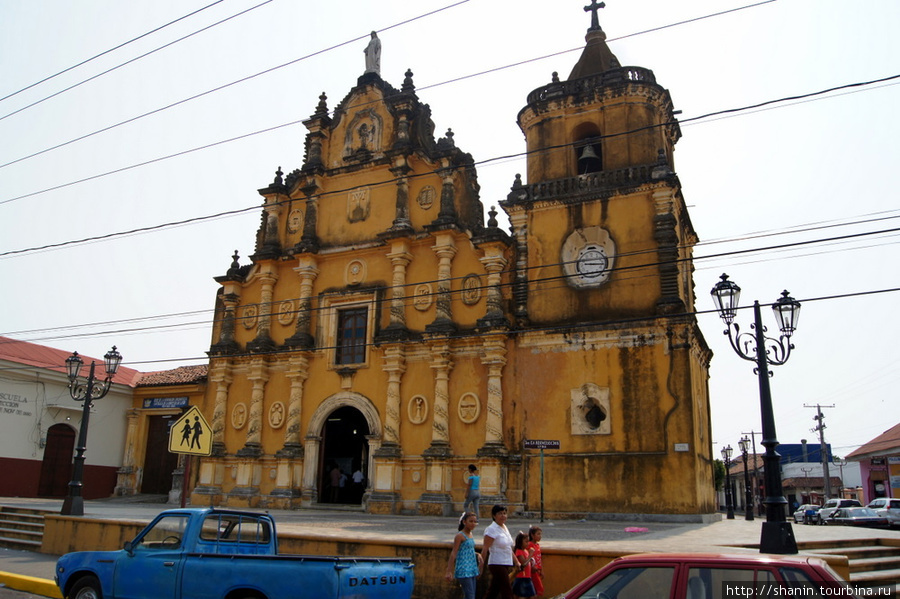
[
  {"x1": 816, "y1": 498, "x2": 861, "y2": 524},
  {"x1": 793, "y1": 504, "x2": 820, "y2": 524},
  {"x1": 551, "y1": 553, "x2": 854, "y2": 599},
  {"x1": 823, "y1": 507, "x2": 890, "y2": 528},
  {"x1": 55, "y1": 508, "x2": 414, "y2": 599},
  {"x1": 866, "y1": 497, "x2": 900, "y2": 527}
]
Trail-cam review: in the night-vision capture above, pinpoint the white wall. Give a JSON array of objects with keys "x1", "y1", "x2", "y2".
[{"x1": 0, "y1": 360, "x2": 129, "y2": 468}]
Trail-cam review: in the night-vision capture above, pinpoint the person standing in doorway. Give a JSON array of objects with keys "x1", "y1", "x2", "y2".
[{"x1": 464, "y1": 464, "x2": 481, "y2": 516}]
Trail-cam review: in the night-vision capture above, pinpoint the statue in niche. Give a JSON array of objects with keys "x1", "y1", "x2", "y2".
[
  {"x1": 358, "y1": 123, "x2": 372, "y2": 150},
  {"x1": 364, "y1": 31, "x2": 381, "y2": 75}
]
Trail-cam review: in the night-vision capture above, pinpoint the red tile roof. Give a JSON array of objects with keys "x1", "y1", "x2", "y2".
[
  {"x1": 0, "y1": 336, "x2": 142, "y2": 386},
  {"x1": 845, "y1": 422, "x2": 900, "y2": 460},
  {"x1": 136, "y1": 365, "x2": 207, "y2": 386}
]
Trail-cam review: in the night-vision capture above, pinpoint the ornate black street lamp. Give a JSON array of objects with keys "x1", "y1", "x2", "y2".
[
  {"x1": 721, "y1": 444, "x2": 735, "y2": 519},
  {"x1": 61, "y1": 346, "x2": 123, "y2": 516},
  {"x1": 711, "y1": 273, "x2": 800, "y2": 554},
  {"x1": 739, "y1": 436, "x2": 755, "y2": 521}
]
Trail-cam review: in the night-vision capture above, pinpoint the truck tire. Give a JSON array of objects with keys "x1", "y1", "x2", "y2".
[{"x1": 69, "y1": 575, "x2": 103, "y2": 599}]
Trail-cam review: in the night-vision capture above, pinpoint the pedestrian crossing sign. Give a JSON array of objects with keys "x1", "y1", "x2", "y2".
[{"x1": 168, "y1": 406, "x2": 212, "y2": 456}]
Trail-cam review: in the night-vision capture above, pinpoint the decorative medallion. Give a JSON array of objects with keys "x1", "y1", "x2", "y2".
[
  {"x1": 346, "y1": 259, "x2": 367, "y2": 286},
  {"x1": 413, "y1": 284, "x2": 433, "y2": 311},
  {"x1": 348, "y1": 187, "x2": 370, "y2": 222},
  {"x1": 570, "y1": 383, "x2": 611, "y2": 435},
  {"x1": 408, "y1": 395, "x2": 428, "y2": 424},
  {"x1": 561, "y1": 227, "x2": 616, "y2": 289},
  {"x1": 411, "y1": 470, "x2": 422, "y2": 483},
  {"x1": 231, "y1": 402, "x2": 248, "y2": 430},
  {"x1": 277, "y1": 300, "x2": 295, "y2": 326},
  {"x1": 240, "y1": 305, "x2": 258, "y2": 330},
  {"x1": 458, "y1": 392, "x2": 480, "y2": 424},
  {"x1": 268, "y1": 401, "x2": 286, "y2": 429},
  {"x1": 416, "y1": 185, "x2": 436, "y2": 210},
  {"x1": 287, "y1": 209, "x2": 304, "y2": 234},
  {"x1": 461, "y1": 274, "x2": 483, "y2": 305}
]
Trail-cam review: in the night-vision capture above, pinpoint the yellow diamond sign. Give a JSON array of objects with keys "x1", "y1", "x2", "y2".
[{"x1": 168, "y1": 406, "x2": 212, "y2": 456}]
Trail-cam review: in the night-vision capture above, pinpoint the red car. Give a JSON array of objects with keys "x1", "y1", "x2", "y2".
[{"x1": 554, "y1": 553, "x2": 854, "y2": 599}]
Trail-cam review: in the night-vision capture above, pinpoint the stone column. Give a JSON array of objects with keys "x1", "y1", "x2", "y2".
[
  {"x1": 383, "y1": 242, "x2": 412, "y2": 337},
  {"x1": 509, "y1": 210, "x2": 529, "y2": 323},
  {"x1": 193, "y1": 361, "x2": 231, "y2": 505},
  {"x1": 285, "y1": 257, "x2": 319, "y2": 348},
  {"x1": 211, "y1": 289, "x2": 240, "y2": 354},
  {"x1": 382, "y1": 345, "x2": 405, "y2": 446},
  {"x1": 114, "y1": 409, "x2": 140, "y2": 496},
  {"x1": 390, "y1": 161, "x2": 413, "y2": 232},
  {"x1": 300, "y1": 432, "x2": 322, "y2": 506},
  {"x1": 248, "y1": 269, "x2": 278, "y2": 352},
  {"x1": 228, "y1": 360, "x2": 267, "y2": 507},
  {"x1": 477, "y1": 334, "x2": 509, "y2": 505},
  {"x1": 369, "y1": 344, "x2": 406, "y2": 514},
  {"x1": 268, "y1": 355, "x2": 309, "y2": 509},
  {"x1": 239, "y1": 359, "x2": 268, "y2": 457},
  {"x1": 477, "y1": 249, "x2": 509, "y2": 329},
  {"x1": 419, "y1": 342, "x2": 453, "y2": 516},
  {"x1": 426, "y1": 233, "x2": 457, "y2": 333}
]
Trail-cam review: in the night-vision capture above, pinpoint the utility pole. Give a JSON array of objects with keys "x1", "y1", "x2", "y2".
[
  {"x1": 806, "y1": 404, "x2": 835, "y2": 499},
  {"x1": 742, "y1": 430, "x2": 761, "y2": 515}
]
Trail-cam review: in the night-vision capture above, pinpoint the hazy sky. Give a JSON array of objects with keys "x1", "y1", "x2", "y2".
[{"x1": 1, "y1": 0, "x2": 898, "y2": 461}]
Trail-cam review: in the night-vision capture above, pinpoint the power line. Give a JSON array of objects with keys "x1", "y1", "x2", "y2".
[
  {"x1": 0, "y1": 0, "x2": 278, "y2": 138},
  {"x1": 0, "y1": 0, "x2": 769, "y2": 175},
  {"x1": 0, "y1": 0, "x2": 228, "y2": 104},
  {"x1": 0, "y1": 0, "x2": 472, "y2": 170},
  {"x1": 1, "y1": 69, "x2": 895, "y2": 254}
]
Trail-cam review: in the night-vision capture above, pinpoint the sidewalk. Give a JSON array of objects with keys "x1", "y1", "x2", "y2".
[{"x1": 3, "y1": 496, "x2": 899, "y2": 598}]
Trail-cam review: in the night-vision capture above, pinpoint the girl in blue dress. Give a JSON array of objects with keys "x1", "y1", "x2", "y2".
[{"x1": 445, "y1": 512, "x2": 483, "y2": 599}]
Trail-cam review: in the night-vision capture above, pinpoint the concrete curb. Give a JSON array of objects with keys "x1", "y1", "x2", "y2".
[{"x1": 0, "y1": 570, "x2": 62, "y2": 598}]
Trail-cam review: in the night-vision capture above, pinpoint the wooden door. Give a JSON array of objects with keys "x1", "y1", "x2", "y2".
[
  {"x1": 38, "y1": 424, "x2": 76, "y2": 497},
  {"x1": 141, "y1": 415, "x2": 178, "y2": 494}
]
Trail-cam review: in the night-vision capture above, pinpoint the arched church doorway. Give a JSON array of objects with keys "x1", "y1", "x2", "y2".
[
  {"x1": 38, "y1": 423, "x2": 75, "y2": 497},
  {"x1": 319, "y1": 406, "x2": 369, "y2": 504}
]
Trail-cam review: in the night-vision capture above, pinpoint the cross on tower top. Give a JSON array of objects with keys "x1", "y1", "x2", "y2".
[{"x1": 584, "y1": 0, "x2": 606, "y2": 32}]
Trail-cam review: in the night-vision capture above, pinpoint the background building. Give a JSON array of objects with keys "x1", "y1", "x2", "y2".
[
  {"x1": 0, "y1": 337, "x2": 139, "y2": 499},
  {"x1": 191, "y1": 11, "x2": 715, "y2": 519},
  {"x1": 846, "y1": 423, "x2": 900, "y2": 504}
]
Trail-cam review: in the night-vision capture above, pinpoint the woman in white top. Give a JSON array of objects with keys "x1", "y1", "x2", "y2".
[{"x1": 481, "y1": 504, "x2": 516, "y2": 599}]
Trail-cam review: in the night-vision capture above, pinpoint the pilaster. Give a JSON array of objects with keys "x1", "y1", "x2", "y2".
[
  {"x1": 426, "y1": 233, "x2": 457, "y2": 333},
  {"x1": 285, "y1": 257, "x2": 319, "y2": 348}
]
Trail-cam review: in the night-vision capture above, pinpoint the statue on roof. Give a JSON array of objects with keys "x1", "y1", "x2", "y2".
[{"x1": 364, "y1": 31, "x2": 381, "y2": 75}]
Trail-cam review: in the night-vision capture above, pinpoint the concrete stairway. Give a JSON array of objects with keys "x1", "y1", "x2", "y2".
[
  {"x1": 802, "y1": 538, "x2": 900, "y2": 596},
  {"x1": 0, "y1": 505, "x2": 51, "y2": 551}
]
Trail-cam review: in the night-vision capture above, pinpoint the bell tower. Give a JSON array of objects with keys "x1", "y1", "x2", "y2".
[{"x1": 503, "y1": 2, "x2": 694, "y2": 325}]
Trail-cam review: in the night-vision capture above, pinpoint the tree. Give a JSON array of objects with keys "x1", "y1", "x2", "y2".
[{"x1": 714, "y1": 459, "x2": 725, "y2": 491}]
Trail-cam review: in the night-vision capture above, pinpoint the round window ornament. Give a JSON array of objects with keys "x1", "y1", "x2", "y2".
[{"x1": 561, "y1": 227, "x2": 616, "y2": 289}]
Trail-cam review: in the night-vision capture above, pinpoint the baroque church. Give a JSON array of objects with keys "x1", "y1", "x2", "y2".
[{"x1": 190, "y1": 7, "x2": 715, "y2": 518}]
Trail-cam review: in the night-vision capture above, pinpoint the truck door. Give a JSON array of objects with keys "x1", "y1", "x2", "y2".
[{"x1": 113, "y1": 513, "x2": 189, "y2": 599}]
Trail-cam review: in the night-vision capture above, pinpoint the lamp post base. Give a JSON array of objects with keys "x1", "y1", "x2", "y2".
[
  {"x1": 60, "y1": 495, "x2": 84, "y2": 517},
  {"x1": 759, "y1": 521, "x2": 798, "y2": 554}
]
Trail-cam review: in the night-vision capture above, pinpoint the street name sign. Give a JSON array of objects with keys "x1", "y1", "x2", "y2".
[
  {"x1": 168, "y1": 406, "x2": 212, "y2": 456},
  {"x1": 523, "y1": 439, "x2": 560, "y2": 450}
]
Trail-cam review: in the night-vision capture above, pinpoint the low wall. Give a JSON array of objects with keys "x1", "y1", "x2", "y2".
[{"x1": 41, "y1": 515, "x2": 619, "y2": 598}]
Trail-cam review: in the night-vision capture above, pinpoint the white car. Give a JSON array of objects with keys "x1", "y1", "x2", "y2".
[{"x1": 866, "y1": 497, "x2": 900, "y2": 527}]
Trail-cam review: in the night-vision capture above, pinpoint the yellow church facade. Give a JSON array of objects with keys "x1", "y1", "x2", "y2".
[{"x1": 191, "y1": 16, "x2": 715, "y2": 518}]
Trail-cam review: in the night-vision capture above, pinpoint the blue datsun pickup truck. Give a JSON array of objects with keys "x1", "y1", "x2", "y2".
[{"x1": 55, "y1": 508, "x2": 414, "y2": 599}]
